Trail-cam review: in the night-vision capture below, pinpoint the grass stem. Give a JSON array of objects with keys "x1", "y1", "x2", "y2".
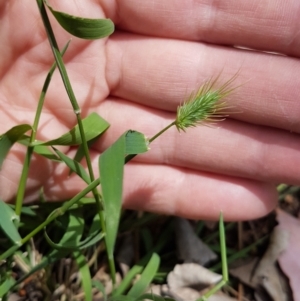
[{"x1": 14, "y1": 42, "x2": 70, "y2": 217}]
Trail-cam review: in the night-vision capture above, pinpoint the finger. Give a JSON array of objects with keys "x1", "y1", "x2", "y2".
[
  {"x1": 105, "y1": 33, "x2": 300, "y2": 132},
  {"x1": 90, "y1": 99, "x2": 300, "y2": 186},
  {"x1": 111, "y1": 0, "x2": 300, "y2": 56},
  {"x1": 122, "y1": 163, "x2": 277, "y2": 221},
  {"x1": 41, "y1": 158, "x2": 277, "y2": 221}
]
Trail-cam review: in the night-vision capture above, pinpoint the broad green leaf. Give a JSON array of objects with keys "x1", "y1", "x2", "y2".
[
  {"x1": 99, "y1": 130, "x2": 149, "y2": 278},
  {"x1": 0, "y1": 201, "x2": 21, "y2": 244},
  {"x1": 44, "y1": 210, "x2": 84, "y2": 250},
  {"x1": 46, "y1": 2, "x2": 114, "y2": 40},
  {"x1": 0, "y1": 124, "x2": 32, "y2": 168},
  {"x1": 53, "y1": 148, "x2": 90, "y2": 184},
  {"x1": 127, "y1": 253, "x2": 160, "y2": 298},
  {"x1": 32, "y1": 112, "x2": 109, "y2": 146},
  {"x1": 73, "y1": 250, "x2": 92, "y2": 301}
]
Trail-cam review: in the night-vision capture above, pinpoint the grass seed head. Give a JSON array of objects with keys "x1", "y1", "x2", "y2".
[{"x1": 175, "y1": 75, "x2": 237, "y2": 132}]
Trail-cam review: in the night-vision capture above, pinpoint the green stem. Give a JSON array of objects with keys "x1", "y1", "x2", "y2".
[
  {"x1": 36, "y1": 0, "x2": 102, "y2": 207},
  {"x1": 197, "y1": 280, "x2": 227, "y2": 301},
  {"x1": 14, "y1": 41, "x2": 70, "y2": 217},
  {"x1": 219, "y1": 213, "x2": 228, "y2": 282},
  {"x1": 196, "y1": 213, "x2": 228, "y2": 301},
  {"x1": 36, "y1": 0, "x2": 108, "y2": 276},
  {"x1": 148, "y1": 121, "x2": 175, "y2": 143}
]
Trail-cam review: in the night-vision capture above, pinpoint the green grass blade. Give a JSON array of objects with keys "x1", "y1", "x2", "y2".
[
  {"x1": 219, "y1": 213, "x2": 228, "y2": 282},
  {"x1": 44, "y1": 210, "x2": 84, "y2": 250},
  {"x1": 0, "y1": 124, "x2": 32, "y2": 168},
  {"x1": 0, "y1": 201, "x2": 21, "y2": 244},
  {"x1": 32, "y1": 112, "x2": 109, "y2": 146},
  {"x1": 197, "y1": 213, "x2": 228, "y2": 301},
  {"x1": 113, "y1": 222, "x2": 173, "y2": 296},
  {"x1": 114, "y1": 265, "x2": 144, "y2": 296},
  {"x1": 18, "y1": 136, "x2": 62, "y2": 161},
  {"x1": 45, "y1": 2, "x2": 114, "y2": 40},
  {"x1": 0, "y1": 276, "x2": 16, "y2": 298},
  {"x1": 78, "y1": 213, "x2": 104, "y2": 249},
  {"x1": 53, "y1": 147, "x2": 91, "y2": 183},
  {"x1": 70, "y1": 136, "x2": 99, "y2": 175},
  {"x1": 127, "y1": 253, "x2": 160, "y2": 299},
  {"x1": 73, "y1": 250, "x2": 93, "y2": 301},
  {"x1": 31, "y1": 40, "x2": 70, "y2": 142},
  {"x1": 92, "y1": 280, "x2": 107, "y2": 301},
  {"x1": 18, "y1": 137, "x2": 62, "y2": 162},
  {"x1": 99, "y1": 130, "x2": 149, "y2": 282},
  {"x1": 100, "y1": 133, "x2": 124, "y2": 282},
  {"x1": 33, "y1": 144, "x2": 61, "y2": 161}
]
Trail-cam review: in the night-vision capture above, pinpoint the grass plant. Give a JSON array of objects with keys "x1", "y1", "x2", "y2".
[{"x1": 0, "y1": 1, "x2": 239, "y2": 300}]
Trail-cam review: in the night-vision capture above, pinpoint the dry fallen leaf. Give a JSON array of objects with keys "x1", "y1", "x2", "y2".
[
  {"x1": 230, "y1": 226, "x2": 290, "y2": 301},
  {"x1": 251, "y1": 226, "x2": 289, "y2": 301},
  {"x1": 277, "y1": 208, "x2": 300, "y2": 301},
  {"x1": 175, "y1": 217, "x2": 217, "y2": 265},
  {"x1": 166, "y1": 263, "x2": 222, "y2": 301}
]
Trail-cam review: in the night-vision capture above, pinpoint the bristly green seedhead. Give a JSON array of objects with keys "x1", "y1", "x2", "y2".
[{"x1": 175, "y1": 75, "x2": 237, "y2": 132}]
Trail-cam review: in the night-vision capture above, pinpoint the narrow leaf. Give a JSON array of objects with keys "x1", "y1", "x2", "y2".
[
  {"x1": 78, "y1": 213, "x2": 104, "y2": 249},
  {"x1": 0, "y1": 201, "x2": 22, "y2": 245},
  {"x1": 32, "y1": 112, "x2": 109, "y2": 146},
  {"x1": 70, "y1": 136, "x2": 99, "y2": 176},
  {"x1": 99, "y1": 130, "x2": 149, "y2": 281},
  {"x1": 17, "y1": 136, "x2": 61, "y2": 161},
  {"x1": 100, "y1": 135, "x2": 124, "y2": 260},
  {"x1": 44, "y1": 210, "x2": 84, "y2": 250},
  {"x1": 46, "y1": 2, "x2": 114, "y2": 39},
  {"x1": 127, "y1": 253, "x2": 160, "y2": 298},
  {"x1": 0, "y1": 277, "x2": 16, "y2": 298},
  {"x1": 92, "y1": 280, "x2": 107, "y2": 301},
  {"x1": 53, "y1": 147, "x2": 90, "y2": 183},
  {"x1": 34, "y1": 144, "x2": 61, "y2": 161},
  {"x1": 73, "y1": 250, "x2": 93, "y2": 301},
  {"x1": 0, "y1": 124, "x2": 32, "y2": 168}
]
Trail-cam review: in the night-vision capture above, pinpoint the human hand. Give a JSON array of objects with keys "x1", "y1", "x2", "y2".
[{"x1": 1, "y1": 1, "x2": 299, "y2": 220}]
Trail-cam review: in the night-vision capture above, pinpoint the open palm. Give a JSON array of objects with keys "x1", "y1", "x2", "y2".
[{"x1": 1, "y1": 0, "x2": 300, "y2": 220}]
